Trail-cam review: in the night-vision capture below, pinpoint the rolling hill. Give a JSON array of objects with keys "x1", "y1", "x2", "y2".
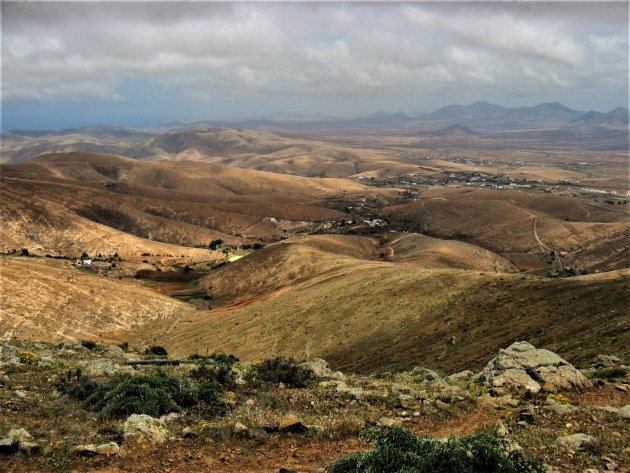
[
  {"x1": 379, "y1": 186, "x2": 629, "y2": 272},
  {"x1": 149, "y1": 233, "x2": 629, "y2": 373},
  {"x1": 0, "y1": 256, "x2": 194, "y2": 342},
  {"x1": 0, "y1": 152, "x2": 371, "y2": 256}
]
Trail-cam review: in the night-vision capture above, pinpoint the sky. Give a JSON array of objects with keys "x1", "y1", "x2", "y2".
[{"x1": 2, "y1": 1, "x2": 628, "y2": 130}]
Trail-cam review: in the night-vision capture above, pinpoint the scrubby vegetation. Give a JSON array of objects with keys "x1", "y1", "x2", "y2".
[
  {"x1": 586, "y1": 367, "x2": 627, "y2": 380},
  {"x1": 80, "y1": 340, "x2": 98, "y2": 350},
  {"x1": 328, "y1": 426, "x2": 545, "y2": 473},
  {"x1": 253, "y1": 356, "x2": 315, "y2": 388},
  {"x1": 59, "y1": 369, "x2": 225, "y2": 418},
  {"x1": 144, "y1": 345, "x2": 168, "y2": 357}
]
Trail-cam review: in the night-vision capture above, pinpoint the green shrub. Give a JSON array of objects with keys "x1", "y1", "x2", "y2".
[
  {"x1": 80, "y1": 340, "x2": 98, "y2": 350},
  {"x1": 78, "y1": 370, "x2": 225, "y2": 418},
  {"x1": 56, "y1": 369, "x2": 100, "y2": 400},
  {"x1": 117, "y1": 342, "x2": 129, "y2": 351},
  {"x1": 328, "y1": 426, "x2": 544, "y2": 473},
  {"x1": 255, "y1": 356, "x2": 315, "y2": 388},
  {"x1": 189, "y1": 352, "x2": 239, "y2": 366},
  {"x1": 87, "y1": 376, "x2": 175, "y2": 417},
  {"x1": 144, "y1": 345, "x2": 168, "y2": 357},
  {"x1": 586, "y1": 367, "x2": 627, "y2": 380},
  {"x1": 190, "y1": 363, "x2": 236, "y2": 389}
]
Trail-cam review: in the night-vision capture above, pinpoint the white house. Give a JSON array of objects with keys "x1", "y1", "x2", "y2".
[{"x1": 75, "y1": 258, "x2": 92, "y2": 266}]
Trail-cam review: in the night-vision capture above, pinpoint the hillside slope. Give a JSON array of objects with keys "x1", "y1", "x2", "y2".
[
  {"x1": 0, "y1": 257, "x2": 193, "y2": 342},
  {"x1": 0, "y1": 153, "x2": 371, "y2": 256},
  {"x1": 153, "y1": 235, "x2": 628, "y2": 372}
]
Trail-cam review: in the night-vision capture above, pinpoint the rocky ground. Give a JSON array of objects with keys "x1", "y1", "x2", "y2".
[{"x1": 0, "y1": 340, "x2": 628, "y2": 472}]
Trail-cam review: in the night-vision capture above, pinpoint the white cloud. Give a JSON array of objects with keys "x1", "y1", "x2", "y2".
[{"x1": 1, "y1": 2, "x2": 627, "y2": 113}]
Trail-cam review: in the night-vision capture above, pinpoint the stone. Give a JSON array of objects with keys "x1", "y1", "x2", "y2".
[
  {"x1": 159, "y1": 413, "x2": 181, "y2": 424},
  {"x1": 37, "y1": 357, "x2": 54, "y2": 368},
  {"x1": 595, "y1": 405, "x2": 619, "y2": 414},
  {"x1": 377, "y1": 417, "x2": 398, "y2": 427},
  {"x1": 546, "y1": 403, "x2": 579, "y2": 416},
  {"x1": 233, "y1": 422, "x2": 248, "y2": 435},
  {"x1": 0, "y1": 374, "x2": 10, "y2": 387},
  {"x1": 72, "y1": 444, "x2": 98, "y2": 456},
  {"x1": 182, "y1": 427, "x2": 198, "y2": 439},
  {"x1": 13, "y1": 390, "x2": 27, "y2": 399},
  {"x1": 245, "y1": 398, "x2": 255, "y2": 406},
  {"x1": 555, "y1": 433, "x2": 598, "y2": 452},
  {"x1": 590, "y1": 355, "x2": 622, "y2": 369},
  {"x1": 7, "y1": 428, "x2": 33, "y2": 443},
  {"x1": 123, "y1": 414, "x2": 170, "y2": 444},
  {"x1": 434, "y1": 400, "x2": 450, "y2": 411},
  {"x1": 18, "y1": 441, "x2": 40, "y2": 455},
  {"x1": 615, "y1": 384, "x2": 628, "y2": 393},
  {"x1": 449, "y1": 370, "x2": 475, "y2": 382},
  {"x1": 95, "y1": 442, "x2": 119, "y2": 455},
  {"x1": 278, "y1": 415, "x2": 306, "y2": 433},
  {"x1": 495, "y1": 420, "x2": 509, "y2": 437},
  {"x1": 333, "y1": 381, "x2": 364, "y2": 399},
  {"x1": 301, "y1": 358, "x2": 346, "y2": 381},
  {"x1": 411, "y1": 367, "x2": 448, "y2": 388},
  {"x1": 617, "y1": 405, "x2": 630, "y2": 420},
  {"x1": 0, "y1": 438, "x2": 19, "y2": 454},
  {"x1": 479, "y1": 342, "x2": 591, "y2": 394}
]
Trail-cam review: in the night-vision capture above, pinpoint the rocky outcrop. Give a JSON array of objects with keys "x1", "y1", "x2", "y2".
[
  {"x1": 123, "y1": 414, "x2": 170, "y2": 444},
  {"x1": 478, "y1": 341, "x2": 592, "y2": 394},
  {"x1": 301, "y1": 358, "x2": 346, "y2": 381},
  {"x1": 0, "y1": 428, "x2": 39, "y2": 455}
]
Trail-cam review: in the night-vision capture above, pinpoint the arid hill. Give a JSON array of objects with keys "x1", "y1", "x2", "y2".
[
  {"x1": 198, "y1": 234, "x2": 517, "y2": 307},
  {"x1": 0, "y1": 153, "x2": 371, "y2": 256},
  {"x1": 0, "y1": 256, "x2": 193, "y2": 342},
  {"x1": 153, "y1": 234, "x2": 629, "y2": 373},
  {"x1": 379, "y1": 186, "x2": 629, "y2": 272}
]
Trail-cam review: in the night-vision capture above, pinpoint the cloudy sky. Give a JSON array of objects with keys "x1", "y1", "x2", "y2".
[{"x1": 2, "y1": 1, "x2": 628, "y2": 130}]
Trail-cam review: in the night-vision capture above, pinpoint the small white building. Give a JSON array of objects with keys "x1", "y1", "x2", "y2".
[{"x1": 75, "y1": 258, "x2": 92, "y2": 266}]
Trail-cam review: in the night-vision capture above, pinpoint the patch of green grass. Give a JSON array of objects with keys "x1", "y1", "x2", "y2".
[
  {"x1": 186, "y1": 278, "x2": 201, "y2": 288},
  {"x1": 228, "y1": 250, "x2": 252, "y2": 262},
  {"x1": 328, "y1": 426, "x2": 545, "y2": 473},
  {"x1": 585, "y1": 367, "x2": 627, "y2": 380}
]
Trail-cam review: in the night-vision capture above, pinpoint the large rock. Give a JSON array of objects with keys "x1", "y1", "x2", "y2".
[
  {"x1": 617, "y1": 405, "x2": 630, "y2": 420},
  {"x1": 411, "y1": 367, "x2": 449, "y2": 389},
  {"x1": 123, "y1": 414, "x2": 170, "y2": 444},
  {"x1": 300, "y1": 359, "x2": 346, "y2": 381},
  {"x1": 555, "y1": 433, "x2": 598, "y2": 452},
  {"x1": 277, "y1": 415, "x2": 307, "y2": 433},
  {"x1": 590, "y1": 354, "x2": 623, "y2": 369},
  {"x1": 479, "y1": 342, "x2": 592, "y2": 394}
]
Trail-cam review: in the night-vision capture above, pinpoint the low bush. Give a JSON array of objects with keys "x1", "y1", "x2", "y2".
[
  {"x1": 254, "y1": 356, "x2": 315, "y2": 388},
  {"x1": 56, "y1": 369, "x2": 100, "y2": 400},
  {"x1": 80, "y1": 340, "x2": 98, "y2": 350},
  {"x1": 16, "y1": 350, "x2": 39, "y2": 365},
  {"x1": 190, "y1": 363, "x2": 236, "y2": 389},
  {"x1": 144, "y1": 345, "x2": 168, "y2": 357},
  {"x1": 586, "y1": 367, "x2": 627, "y2": 380},
  {"x1": 328, "y1": 426, "x2": 544, "y2": 473},
  {"x1": 189, "y1": 352, "x2": 239, "y2": 366},
  {"x1": 83, "y1": 370, "x2": 225, "y2": 417}
]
